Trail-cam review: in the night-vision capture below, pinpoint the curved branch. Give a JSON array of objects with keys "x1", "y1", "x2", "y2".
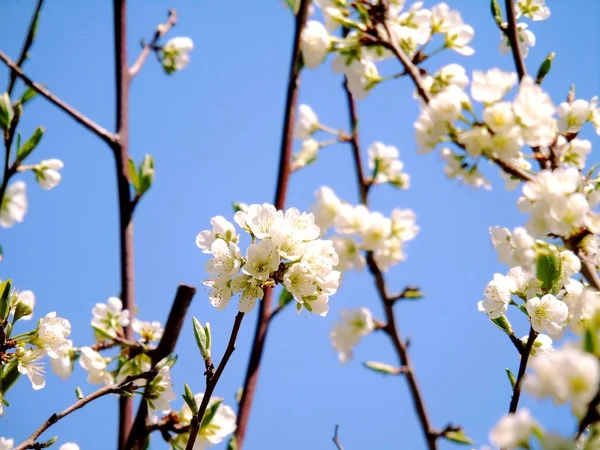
[
  {"x1": 0, "y1": 50, "x2": 117, "y2": 145},
  {"x1": 14, "y1": 370, "x2": 158, "y2": 450},
  {"x1": 332, "y1": 425, "x2": 344, "y2": 450},
  {"x1": 234, "y1": 2, "x2": 311, "y2": 448}
]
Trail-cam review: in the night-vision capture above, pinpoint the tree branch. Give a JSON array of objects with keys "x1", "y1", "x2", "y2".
[
  {"x1": 14, "y1": 370, "x2": 158, "y2": 450},
  {"x1": 234, "y1": 2, "x2": 311, "y2": 448},
  {"x1": 7, "y1": 0, "x2": 44, "y2": 96},
  {"x1": 185, "y1": 312, "x2": 245, "y2": 450},
  {"x1": 113, "y1": 0, "x2": 136, "y2": 448},
  {"x1": 508, "y1": 326, "x2": 537, "y2": 414},
  {"x1": 125, "y1": 284, "x2": 197, "y2": 449},
  {"x1": 502, "y1": 0, "x2": 527, "y2": 81},
  {"x1": 0, "y1": 50, "x2": 117, "y2": 145},
  {"x1": 129, "y1": 9, "x2": 178, "y2": 78},
  {"x1": 332, "y1": 425, "x2": 344, "y2": 450}
]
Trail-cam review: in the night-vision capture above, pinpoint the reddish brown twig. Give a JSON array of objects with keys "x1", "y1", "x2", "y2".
[
  {"x1": 234, "y1": 1, "x2": 311, "y2": 448},
  {"x1": 508, "y1": 326, "x2": 537, "y2": 413},
  {"x1": 185, "y1": 312, "x2": 245, "y2": 450},
  {"x1": 502, "y1": 0, "x2": 527, "y2": 81}
]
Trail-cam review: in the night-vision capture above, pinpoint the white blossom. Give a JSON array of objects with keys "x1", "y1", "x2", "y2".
[
  {"x1": 196, "y1": 216, "x2": 238, "y2": 253},
  {"x1": 521, "y1": 333, "x2": 553, "y2": 357},
  {"x1": 0, "y1": 181, "x2": 27, "y2": 228},
  {"x1": 301, "y1": 21, "x2": 331, "y2": 69},
  {"x1": 311, "y1": 186, "x2": 343, "y2": 232},
  {"x1": 557, "y1": 98, "x2": 597, "y2": 134},
  {"x1": 34, "y1": 312, "x2": 71, "y2": 359},
  {"x1": 16, "y1": 348, "x2": 46, "y2": 390},
  {"x1": 516, "y1": 0, "x2": 551, "y2": 21},
  {"x1": 91, "y1": 297, "x2": 130, "y2": 339},
  {"x1": 440, "y1": 148, "x2": 491, "y2": 190},
  {"x1": 330, "y1": 308, "x2": 374, "y2": 363},
  {"x1": 513, "y1": 76, "x2": 556, "y2": 147},
  {"x1": 423, "y1": 63, "x2": 469, "y2": 96},
  {"x1": 478, "y1": 273, "x2": 513, "y2": 319},
  {"x1": 146, "y1": 366, "x2": 176, "y2": 423},
  {"x1": 499, "y1": 23, "x2": 535, "y2": 58},
  {"x1": 294, "y1": 104, "x2": 319, "y2": 139},
  {"x1": 50, "y1": 339, "x2": 73, "y2": 380},
  {"x1": 203, "y1": 276, "x2": 233, "y2": 310},
  {"x1": 525, "y1": 346, "x2": 600, "y2": 415},
  {"x1": 294, "y1": 138, "x2": 320, "y2": 168},
  {"x1": 34, "y1": 159, "x2": 63, "y2": 190},
  {"x1": 332, "y1": 237, "x2": 364, "y2": 272},
  {"x1": 0, "y1": 438, "x2": 14, "y2": 450},
  {"x1": 178, "y1": 394, "x2": 237, "y2": 450},
  {"x1": 489, "y1": 408, "x2": 538, "y2": 449},
  {"x1": 471, "y1": 69, "x2": 517, "y2": 105},
  {"x1": 205, "y1": 239, "x2": 242, "y2": 279},
  {"x1": 526, "y1": 294, "x2": 568, "y2": 338},
  {"x1": 132, "y1": 319, "x2": 163, "y2": 342},
  {"x1": 162, "y1": 37, "x2": 194, "y2": 73},
  {"x1": 59, "y1": 444, "x2": 80, "y2": 450},
  {"x1": 231, "y1": 275, "x2": 264, "y2": 313},
  {"x1": 79, "y1": 347, "x2": 112, "y2": 385},
  {"x1": 490, "y1": 226, "x2": 536, "y2": 269}
]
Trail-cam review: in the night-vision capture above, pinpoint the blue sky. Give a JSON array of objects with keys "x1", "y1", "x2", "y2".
[{"x1": 1, "y1": 1, "x2": 599, "y2": 449}]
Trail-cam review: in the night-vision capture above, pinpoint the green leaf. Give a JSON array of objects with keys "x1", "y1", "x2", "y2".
[
  {"x1": 182, "y1": 382, "x2": 198, "y2": 415},
  {"x1": 490, "y1": 315, "x2": 514, "y2": 336},
  {"x1": 227, "y1": 436, "x2": 238, "y2": 450},
  {"x1": 0, "y1": 93, "x2": 13, "y2": 130},
  {"x1": 201, "y1": 399, "x2": 223, "y2": 429},
  {"x1": 156, "y1": 353, "x2": 178, "y2": 370},
  {"x1": 490, "y1": 0, "x2": 503, "y2": 26},
  {"x1": 443, "y1": 429, "x2": 474, "y2": 445},
  {"x1": 402, "y1": 287, "x2": 423, "y2": 300},
  {"x1": 535, "y1": 52, "x2": 555, "y2": 85},
  {"x1": 75, "y1": 386, "x2": 84, "y2": 399},
  {"x1": 203, "y1": 323, "x2": 211, "y2": 354},
  {"x1": 138, "y1": 154, "x2": 154, "y2": 195},
  {"x1": 128, "y1": 158, "x2": 139, "y2": 191},
  {"x1": 285, "y1": 0, "x2": 299, "y2": 13},
  {"x1": 505, "y1": 368, "x2": 516, "y2": 389},
  {"x1": 0, "y1": 279, "x2": 12, "y2": 321},
  {"x1": 363, "y1": 361, "x2": 405, "y2": 376},
  {"x1": 192, "y1": 317, "x2": 210, "y2": 358},
  {"x1": 0, "y1": 361, "x2": 20, "y2": 394},
  {"x1": 41, "y1": 436, "x2": 58, "y2": 447},
  {"x1": 536, "y1": 248, "x2": 562, "y2": 295},
  {"x1": 278, "y1": 288, "x2": 294, "y2": 308},
  {"x1": 584, "y1": 325, "x2": 598, "y2": 355},
  {"x1": 19, "y1": 87, "x2": 37, "y2": 106},
  {"x1": 16, "y1": 126, "x2": 44, "y2": 163},
  {"x1": 92, "y1": 324, "x2": 115, "y2": 341}
]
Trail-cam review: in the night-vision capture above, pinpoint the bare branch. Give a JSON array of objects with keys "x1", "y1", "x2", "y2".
[
  {"x1": 508, "y1": 326, "x2": 537, "y2": 414},
  {"x1": 185, "y1": 312, "x2": 245, "y2": 450},
  {"x1": 502, "y1": 0, "x2": 527, "y2": 81},
  {"x1": 234, "y1": 2, "x2": 311, "y2": 448},
  {"x1": 332, "y1": 425, "x2": 344, "y2": 450},
  {"x1": 129, "y1": 9, "x2": 178, "y2": 78},
  {"x1": 7, "y1": 0, "x2": 44, "y2": 95},
  {"x1": 0, "y1": 50, "x2": 117, "y2": 145},
  {"x1": 14, "y1": 370, "x2": 158, "y2": 450}
]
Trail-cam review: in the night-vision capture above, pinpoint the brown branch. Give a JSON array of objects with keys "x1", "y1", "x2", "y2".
[
  {"x1": 341, "y1": 53, "x2": 439, "y2": 448},
  {"x1": 125, "y1": 284, "x2": 197, "y2": 450},
  {"x1": 129, "y1": 9, "x2": 178, "y2": 78},
  {"x1": 185, "y1": 312, "x2": 245, "y2": 450},
  {"x1": 508, "y1": 326, "x2": 537, "y2": 414},
  {"x1": 332, "y1": 425, "x2": 344, "y2": 450},
  {"x1": 0, "y1": 50, "x2": 116, "y2": 145},
  {"x1": 502, "y1": 0, "x2": 527, "y2": 81},
  {"x1": 113, "y1": 1, "x2": 136, "y2": 448},
  {"x1": 234, "y1": 1, "x2": 311, "y2": 448},
  {"x1": 7, "y1": 0, "x2": 44, "y2": 96},
  {"x1": 14, "y1": 370, "x2": 158, "y2": 450}
]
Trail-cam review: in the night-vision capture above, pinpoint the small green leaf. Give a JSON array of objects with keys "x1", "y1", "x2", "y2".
[
  {"x1": 156, "y1": 353, "x2": 178, "y2": 370},
  {"x1": 443, "y1": 429, "x2": 474, "y2": 445},
  {"x1": 235, "y1": 387, "x2": 243, "y2": 403},
  {"x1": 16, "y1": 126, "x2": 44, "y2": 163},
  {"x1": 138, "y1": 154, "x2": 154, "y2": 195},
  {"x1": 278, "y1": 288, "x2": 294, "y2": 308},
  {"x1": 201, "y1": 399, "x2": 223, "y2": 429},
  {"x1": 41, "y1": 436, "x2": 58, "y2": 447},
  {"x1": 182, "y1": 382, "x2": 198, "y2": 415},
  {"x1": 0, "y1": 279, "x2": 12, "y2": 321},
  {"x1": 535, "y1": 52, "x2": 555, "y2": 84},
  {"x1": 128, "y1": 158, "x2": 139, "y2": 191},
  {"x1": 19, "y1": 87, "x2": 38, "y2": 106},
  {"x1": 402, "y1": 287, "x2": 423, "y2": 300},
  {"x1": 490, "y1": 315, "x2": 514, "y2": 336},
  {"x1": 490, "y1": 0, "x2": 503, "y2": 26},
  {"x1": 363, "y1": 361, "x2": 405, "y2": 376},
  {"x1": 0, "y1": 93, "x2": 13, "y2": 130},
  {"x1": 192, "y1": 317, "x2": 210, "y2": 358},
  {"x1": 536, "y1": 248, "x2": 562, "y2": 295},
  {"x1": 285, "y1": 0, "x2": 299, "y2": 13},
  {"x1": 75, "y1": 386, "x2": 84, "y2": 399},
  {"x1": 0, "y1": 361, "x2": 20, "y2": 394},
  {"x1": 92, "y1": 324, "x2": 115, "y2": 341},
  {"x1": 232, "y1": 202, "x2": 246, "y2": 213},
  {"x1": 204, "y1": 323, "x2": 211, "y2": 354},
  {"x1": 505, "y1": 368, "x2": 516, "y2": 389},
  {"x1": 584, "y1": 325, "x2": 598, "y2": 355},
  {"x1": 227, "y1": 436, "x2": 238, "y2": 450}
]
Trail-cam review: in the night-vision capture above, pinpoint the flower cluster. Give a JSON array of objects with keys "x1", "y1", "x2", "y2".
[
  {"x1": 300, "y1": 2, "x2": 474, "y2": 99},
  {"x1": 161, "y1": 37, "x2": 194, "y2": 74},
  {"x1": 172, "y1": 393, "x2": 237, "y2": 450},
  {"x1": 330, "y1": 307, "x2": 375, "y2": 363},
  {"x1": 311, "y1": 187, "x2": 419, "y2": 272},
  {"x1": 197, "y1": 205, "x2": 340, "y2": 316}
]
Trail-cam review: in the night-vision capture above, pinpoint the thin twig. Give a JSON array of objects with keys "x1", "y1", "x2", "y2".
[
  {"x1": 125, "y1": 284, "x2": 197, "y2": 450},
  {"x1": 7, "y1": 0, "x2": 44, "y2": 96},
  {"x1": 234, "y1": 2, "x2": 311, "y2": 448},
  {"x1": 129, "y1": 9, "x2": 178, "y2": 78},
  {"x1": 508, "y1": 326, "x2": 537, "y2": 414},
  {"x1": 185, "y1": 312, "x2": 245, "y2": 450},
  {"x1": 14, "y1": 370, "x2": 158, "y2": 450},
  {"x1": 332, "y1": 425, "x2": 344, "y2": 450},
  {"x1": 342, "y1": 55, "x2": 439, "y2": 449},
  {"x1": 502, "y1": 0, "x2": 527, "y2": 81},
  {"x1": 0, "y1": 50, "x2": 116, "y2": 145}
]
